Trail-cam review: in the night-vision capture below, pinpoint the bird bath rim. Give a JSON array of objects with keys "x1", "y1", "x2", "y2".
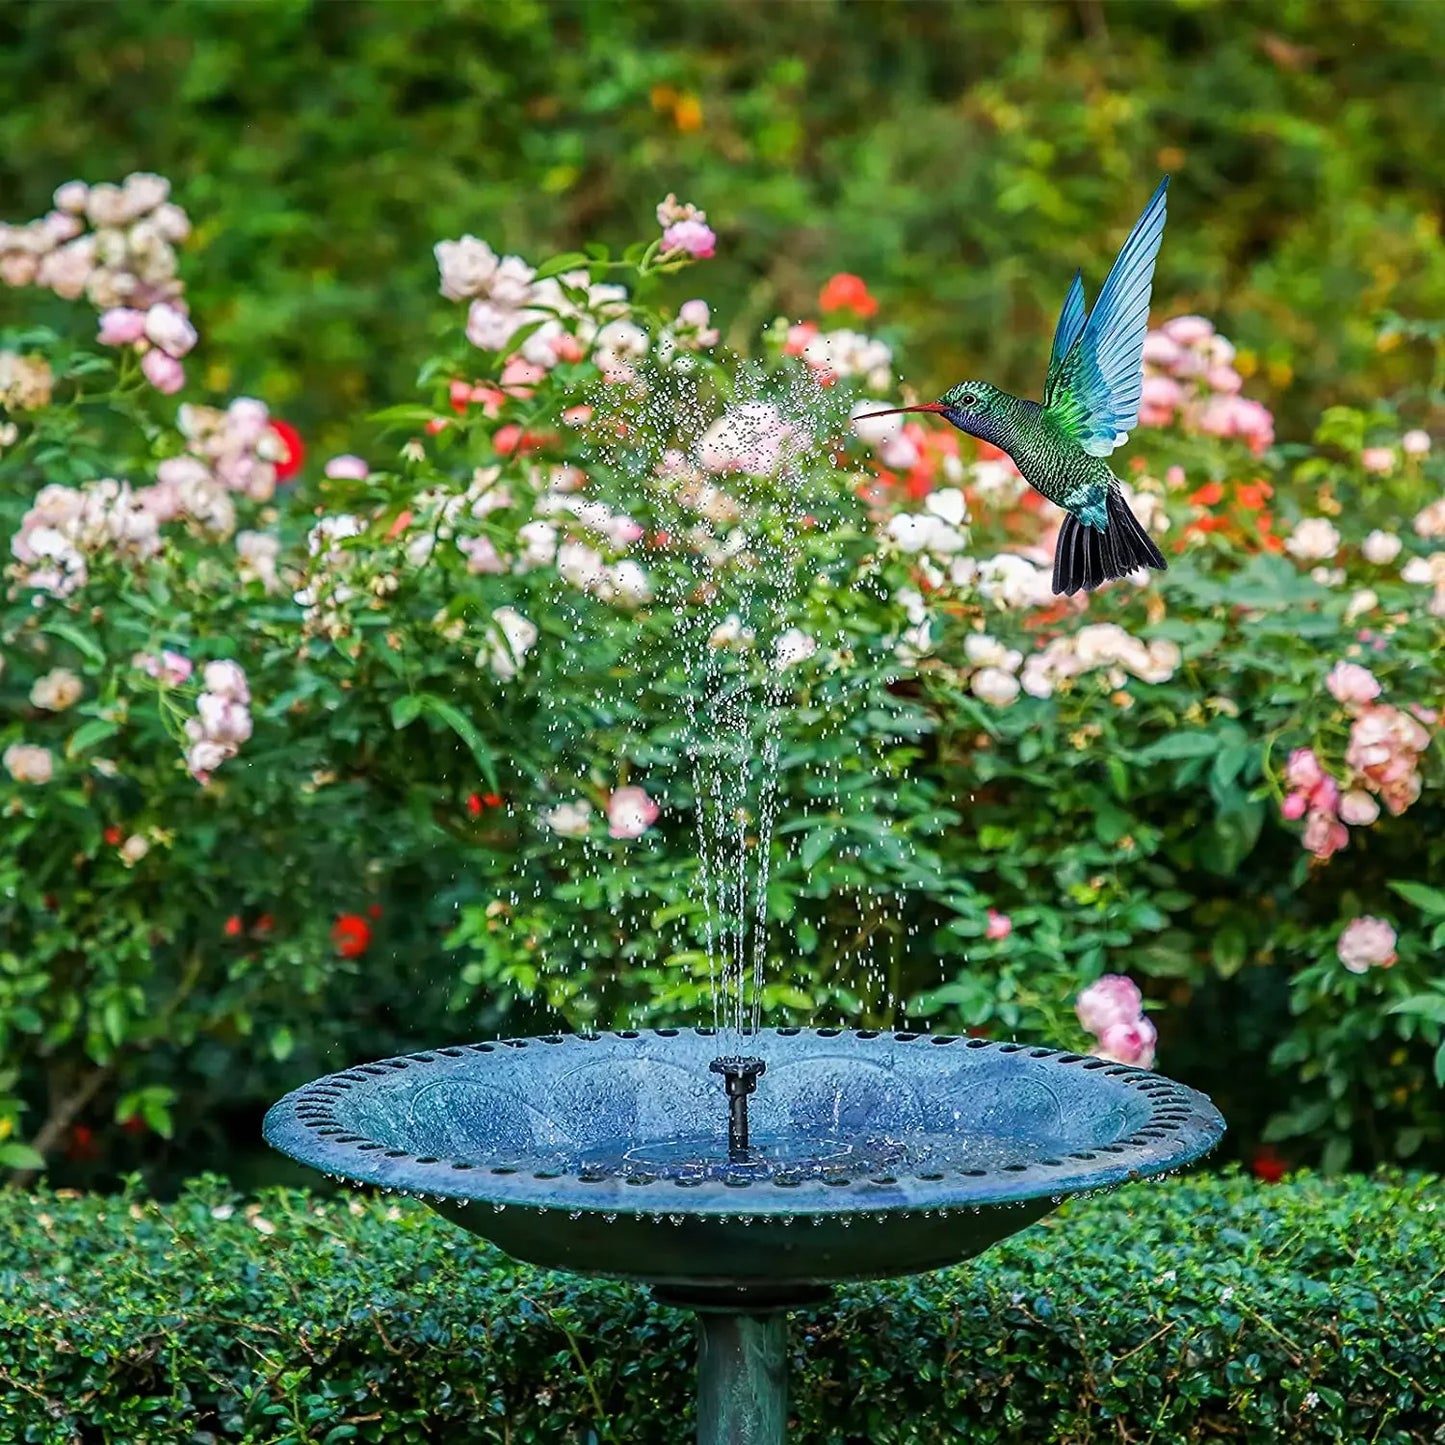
[{"x1": 262, "y1": 1026, "x2": 1224, "y2": 1220}]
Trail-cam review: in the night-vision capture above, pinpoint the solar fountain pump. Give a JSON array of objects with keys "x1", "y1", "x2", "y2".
[{"x1": 265, "y1": 1027, "x2": 1224, "y2": 1443}]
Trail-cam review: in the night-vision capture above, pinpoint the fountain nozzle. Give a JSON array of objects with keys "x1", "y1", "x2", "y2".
[{"x1": 710, "y1": 1056, "x2": 766, "y2": 1161}]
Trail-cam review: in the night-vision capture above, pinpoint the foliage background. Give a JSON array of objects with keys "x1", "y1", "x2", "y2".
[
  {"x1": 2, "y1": 0, "x2": 1443, "y2": 439},
  {"x1": 1, "y1": 0, "x2": 1444, "y2": 1192}
]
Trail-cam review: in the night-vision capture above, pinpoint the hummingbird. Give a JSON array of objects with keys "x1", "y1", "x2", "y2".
[{"x1": 859, "y1": 178, "x2": 1171, "y2": 596}]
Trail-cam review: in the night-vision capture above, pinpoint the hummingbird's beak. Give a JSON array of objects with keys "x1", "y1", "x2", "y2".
[{"x1": 853, "y1": 403, "x2": 948, "y2": 420}]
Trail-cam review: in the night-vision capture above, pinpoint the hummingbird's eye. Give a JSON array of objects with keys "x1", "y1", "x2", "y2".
[{"x1": 959, "y1": 393, "x2": 977, "y2": 406}]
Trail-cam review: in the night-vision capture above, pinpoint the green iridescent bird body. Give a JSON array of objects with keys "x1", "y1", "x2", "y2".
[
  {"x1": 937, "y1": 387, "x2": 1113, "y2": 530},
  {"x1": 861, "y1": 178, "x2": 1173, "y2": 594}
]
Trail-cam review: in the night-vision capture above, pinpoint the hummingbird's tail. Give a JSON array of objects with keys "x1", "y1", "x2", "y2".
[{"x1": 1052, "y1": 487, "x2": 1168, "y2": 596}]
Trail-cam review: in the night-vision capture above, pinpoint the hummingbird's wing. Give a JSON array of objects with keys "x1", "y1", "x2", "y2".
[{"x1": 1042, "y1": 177, "x2": 1169, "y2": 458}]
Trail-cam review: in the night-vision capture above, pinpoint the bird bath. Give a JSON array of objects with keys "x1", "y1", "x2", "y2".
[{"x1": 264, "y1": 1025, "x2": 1224, "y2": 1442}]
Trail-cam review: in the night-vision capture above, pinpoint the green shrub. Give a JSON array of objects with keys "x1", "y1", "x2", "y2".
[
  {"x1": 1, "y1": 1, "x2": 1443, "y2": 437},
  {"x1": 3, "y1": 158, "x2": 1445, "y2": 1187},
  {"x1": 0, "y1": 1171, "x2": 1440, "y2": 1441}
]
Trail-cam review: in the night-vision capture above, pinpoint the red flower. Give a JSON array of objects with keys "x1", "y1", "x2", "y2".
[
  {"x1": 103, "y1": 825, "x2": 123, "y2": 846},
  {"x1": 465, "y1": 792, "x2": 484, "y2": 817},
  {"x1": 367, "y1": 903, "x2": 384, "y2": 920},
  {"x1": 1237, "y1": 479, "x2": 1273, "y2": 511},
  {"x1": 481, "y1": 792, "x2": 503, "y2": 808},
  {"x1": 269, "y1": 420, "x2": 305, "y2": 481},
  {"x1": 223, "y1": 915, "x2": 243, "y2": 938},
  {"x1": 1189, "y1": 481, "x2": 1225, "y2": 507},
  {"x1": 332, "y1": 913, "x2": 372, "y2": 958},
  {"x1": 1251, "y1": 1144, "x2": 1288, "y2": 1183},
  {"x1": 254, "y1": 914, "x2": 275, "y2": 936},
  {"x1": 818, "y1": 273, "x2": 879, "y2": 318},
  {"x1": 67, "y1": 1124, "x2": 99, "y2": 1162},
  {"x1": 120, "y1": 1115, "x2": 148, "y2": 1136}
]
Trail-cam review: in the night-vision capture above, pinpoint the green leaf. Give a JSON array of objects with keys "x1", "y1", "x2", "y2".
[
  {"x1": 41, "y1": 620, "x2": 105, "y2": 666},
  {"x1": 368, "y1": 404, "x2": 445, "y2": 427},
  {"x1": 66, "y1": 718, "x2": 120, "y2": 758},
  {"x1": 1211, "y1": 923, "x2": 1248, "y2": 979},
  {"x1": 800, "y1": 826, "x2": 837, "y2": 871},
  {"x1": 1388, "y1": 880, "x2": 1445, "y2": 917},
  {"x1": 1133, "y1": 732, "x2": 1220, "y2": 764},
  {"x1": 415, "y1": 695, "x2": 498, "y2": 789},
  {"x1": 390, "y1": 694, "x2": 424, "y2": 729},
  {"x1": 532, "y1": 252, "x2": 591, "y2": 280},
  {"x1": 1387, "y1": 993, "x2": 1445, "y2": 1025},
  {"x1": 0, "y1": 1141, "x2": 45, "y2": 1170}
]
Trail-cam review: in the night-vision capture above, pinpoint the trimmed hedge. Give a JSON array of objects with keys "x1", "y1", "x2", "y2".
[{"x1": 1, "y1": 1172, "x2": 1442, "y2": 1442}]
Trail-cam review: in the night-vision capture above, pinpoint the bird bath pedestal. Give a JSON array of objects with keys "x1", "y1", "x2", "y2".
[{"x1": 264, "y1": 1028, "x2": 1223, "y2": 1443}]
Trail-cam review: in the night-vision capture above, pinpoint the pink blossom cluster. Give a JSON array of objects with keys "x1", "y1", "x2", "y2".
[
  {"x1": 10, "y1": 479, "x2": 163, "y2": 597},
  {"x1": 656, "y1": 195, "x2": 716, "y2": 260},
  {"x1": 695, "y1": 401, "x2": 807, "y2": 477},
  {"x1": 96, "y1": 300, "x2": 196, "y2": 394},
  {"x1": 0, "y1": 175, "x2": 194, "y2": 396},
  {"x1": 435, "y1": 234, "x2": 634, "y2": 370},
  {"x1": 1139, "y1": 316, "x2": 1274, "y2": 454},
  {"x1": 1282, "y1": 674, "x2": 1431, "y2": 861},
  {"x1": 173, "y1": 399, "x2": 285, "y2": 502},
  {"x1": 1075, "y1": 974, "x2": 1157, "y2": 1069},
  {"x1": 183, "y1": 659, "x2": 252, "y2": 784},
  {"x1": 661, "y1": 298, "x2": 719, "y2": 355},
  {"x1": 607, "y1": 785, "x2": 659, "y2": 839},
  {"x1": 1337, "y1": 916, "x2": 1398, "y2": 974},
  {"x1": 782, "y1": 322, "x2": 893, "y2": 391},
  {"x1": 1004, "y1": 622, "x2": 1181, "y2": 701}
]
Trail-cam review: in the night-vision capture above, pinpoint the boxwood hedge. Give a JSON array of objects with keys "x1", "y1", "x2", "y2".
[{"x1": 1, "y1": 1170, "x2": 1441, "y2": 1443}]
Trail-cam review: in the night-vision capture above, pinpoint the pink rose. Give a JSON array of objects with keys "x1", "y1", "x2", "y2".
[
  {"x1": 660, "y1": 219, "x2": 717, "y2": 260},
  {"x1": 201, "y1": 659, "x2": 250, "y2": 703},
  {"x1": 143, "y1": 303, "x2": 198, "y2": 359},
  {"x1": 1280, "y1": 791, "x2": 1308, "y2": 821},
  {"x1": 98, "y1": 307, "x2": 148, "y2": 346},
  {"x1": 1075, "y1": 974, "x2": 1143, "y2": 1036},
  {"x1": 1339, "y1": 790, "x2": 1380, "y2": 826},
  {"x1": 324, "y1": 454, "x2": 370, "y2": 481},
  {"x1": 607, "y1": 785, "x2": 659, "y2": 840},
  {"x1": 1284, "y1": 748, "x2": 1324, "y2": 792},
  {"x1": 985, "y1": 908, "x2": 1012, "y2": 941},
  {"x1": 1141, "y1": 332, "x2": 1183, "y2": 369},
  {"x1": 141, "y1": 348, "x2": 185, "y2": 395},
  {"x1": 1302, "y1": 809, "x2": 1348, "y2": 860},
  {"x1": 134, "y1": 649, "x2": 194, "y2": 686},
  {"x1": 1206, "y1": 365, "x2": 1243, "y2": 394},
  {"x1": 1337, "y1": 916, "x2": 1397, "y2": 973},
  {"x1": 1095, "y1": 1015, "x2": 1157, "y2": 1070},
  {"x1": 1325, "y1": 661, "x2": 1382, "y2": 708},
  {"x1": 1308, "y1": 775, "x2": 1340, "y2": 816},
  {"x1": 1162, "y1": 315, "x2": 1215, "y2": 346},
  {"x1": 1360, "y1": 446, "x2": 1395, "y2": 476}
]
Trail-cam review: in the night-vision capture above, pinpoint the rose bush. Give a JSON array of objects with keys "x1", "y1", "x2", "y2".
[{"x1": 2, "y1": 175, "x2": 1443, "y2": 1185}]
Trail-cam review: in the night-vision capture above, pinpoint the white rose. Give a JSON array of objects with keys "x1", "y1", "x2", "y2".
[
  {"x1": 1284, "y1": 517, "x2": 1341, "y2": 562},
  {"x1": 774, "y1": 627, "x2": 817, "y2": 669},
  {"x1": 544, "y1": 800, "x2": 593, "y2": 838},
  {"x1": 1361, "y1": 530, "x2": 1402, "y2": 565},
  {"x1": 434, "y1": 235, "x2": 499, "y2": 302},
  {"x1": 30, "y1": 667, "x2": 83, "y2": 712},
  {"x1": 970, "y1": 667, "x2": 1021, "y2": 706},
  {"x1": 484, "y1": 607, "x2": 538, "y2": 682}
]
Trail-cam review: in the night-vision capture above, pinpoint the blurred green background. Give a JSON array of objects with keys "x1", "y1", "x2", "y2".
[{"x1": 2, "y1": 0, "x2": 1442, "y2": 447}]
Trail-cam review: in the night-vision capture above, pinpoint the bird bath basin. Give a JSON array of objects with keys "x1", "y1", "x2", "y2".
[{"x1": 265, "y1": 1027, "x2": 1223, "y2": 1442}]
